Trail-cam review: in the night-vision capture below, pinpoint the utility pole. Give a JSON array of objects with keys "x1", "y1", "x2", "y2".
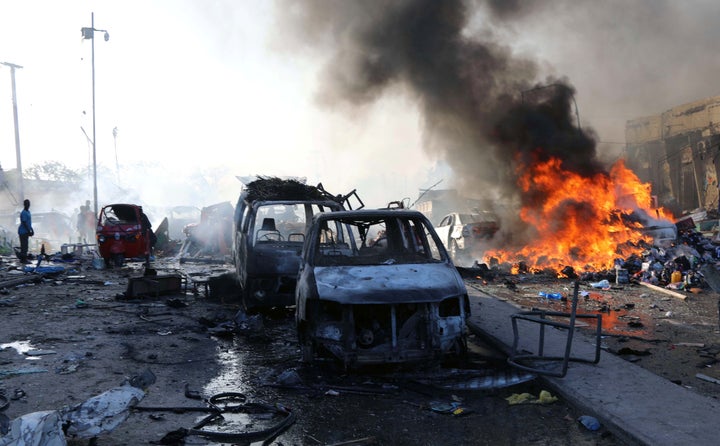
[
  {"x1": 81, "y1": 12, "x2": 109, "y2": 216},
  {"x1": 1, "y1": 61, "x2": 24, "y2": 202}
]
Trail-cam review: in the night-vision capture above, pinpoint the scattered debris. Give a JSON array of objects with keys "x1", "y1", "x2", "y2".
[
  {"x1": 638, "y1": 282, "x2": 687, "y2": 300},
  {"x1": 123, "y1": 274, "x2": 183, "y2": 298},
  {"x1": 0, "y1": 367, "x2": 47, "y2": 378},
  {"x1": 590, "y1": 280, "x2": 611, "y2": 290},
  {"x1": 325, "y1": 437, "x2": 377, "y2": 446},
  {"x1": 0, "y1": 410, "x2": 65, "y2": 446},
  {"x1": 696, "y1": 373, "x2": 720, "y2": 385},
  {"x1": 410, "y1": 367, "x2": 536, "y2": 391},
  {"x1": 505, "y1": 390, "x2": 558, "y2": 405},
  {"x1": 577, "y1": 415, "x2": 601, "y2": 431},
  {"x1": 23, "y1": 350, "x2": 55, "y2": 357},
  {"x1": 429, "y1": 401, "x2": 466, "y2": 416},
  {"x1": 0, "y1": 369, "x2": 155, "y2": 445},
  {"x1": 276, "y1": 369, "x2": 303, "y2": 387},
  {"x1": 136, "y1": 390, "x2": 296, "y2": 444}
]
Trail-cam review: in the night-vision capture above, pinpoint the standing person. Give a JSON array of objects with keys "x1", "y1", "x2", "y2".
[
  {"x1": 76, "y1": 205, "x2": 87, "y2": 243},
  {"x1": 17, "y1": 199, "x2": 34, "y2": 264},
  {"x1": 82, "y1": 200, "x2": 96, "y2": 244}
]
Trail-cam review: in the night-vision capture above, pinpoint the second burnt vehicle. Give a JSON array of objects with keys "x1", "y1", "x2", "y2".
[
  {"x1": 434, "y1": 211, "x2": 500, "y2": 264},
  {"x1": 233, "y1": 177, "x2": 362, "y2": 310},
  {"x1": 296, "y1": 209, "x2": 470, "y2": 368}
]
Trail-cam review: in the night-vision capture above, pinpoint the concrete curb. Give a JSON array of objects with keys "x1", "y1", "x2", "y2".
[{"x1": 465, "y1": 289, "x2": 720, "y2": 446}]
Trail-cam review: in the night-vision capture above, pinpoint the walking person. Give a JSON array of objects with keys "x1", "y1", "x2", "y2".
[{"x1": 18, "y1": 199, "x2": 34, "y2": 264}]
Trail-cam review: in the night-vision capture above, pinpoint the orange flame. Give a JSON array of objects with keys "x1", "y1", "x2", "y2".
[{"x1": 486, "y1": 156, "x2": 673, "y2": 272}]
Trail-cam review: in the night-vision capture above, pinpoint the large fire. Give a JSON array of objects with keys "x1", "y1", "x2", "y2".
[{"x1": 486, "y1": 155, "x2": 673, "y2": 273}]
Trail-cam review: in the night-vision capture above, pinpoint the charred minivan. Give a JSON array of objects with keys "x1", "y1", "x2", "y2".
[
  {"x1": 233, "y1": 177, "x2": 360, "y2": 310},
  {"x1": 296, "y1": 209, "x2": 469, "y2": 367}
]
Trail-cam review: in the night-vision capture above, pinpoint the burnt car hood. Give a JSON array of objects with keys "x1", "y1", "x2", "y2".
[{"x1": 312, "y1": 263, "x2": 465, "y2": 304}]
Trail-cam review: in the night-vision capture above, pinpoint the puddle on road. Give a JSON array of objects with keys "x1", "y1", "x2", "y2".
[
  {"x1": 197, "y1": 324, "x2": 303, "y2": 446},
  {"x1": 203, "y1": 340, "x2": 254, "y2": 396}
]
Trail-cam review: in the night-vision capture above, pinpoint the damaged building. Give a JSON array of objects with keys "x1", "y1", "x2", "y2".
[{"x1": 625, "y1": 95, "x2": 720, "y2": 216}]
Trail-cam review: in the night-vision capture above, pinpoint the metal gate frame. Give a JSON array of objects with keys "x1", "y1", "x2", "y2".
[{"x1": 508, "y1": 281, "x2": 602, "y2": 377}]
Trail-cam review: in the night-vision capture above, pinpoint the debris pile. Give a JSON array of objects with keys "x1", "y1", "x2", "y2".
[
  {"x1": 484, "y1": 216, "x2": 720, "y2": 295},
  {"x1": 178, "y1": 201, "x2": 234, "y2": 259}
]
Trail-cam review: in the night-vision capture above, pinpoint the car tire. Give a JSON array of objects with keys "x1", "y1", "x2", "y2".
[
  {"x1": 301, "y1": 342, "x2": 314, "y2": 363},
  {"x1": 298, "y1": 323, "x2": 314, "y2": 363}
]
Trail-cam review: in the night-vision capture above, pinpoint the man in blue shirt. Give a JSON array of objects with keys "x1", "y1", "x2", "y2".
[{"x1": 18, "y1": 199, "x2": 34, "y2": 264}]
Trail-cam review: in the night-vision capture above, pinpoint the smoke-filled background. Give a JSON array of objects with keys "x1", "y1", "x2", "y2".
[{"x1": 1, "y1": 0, "x2": 719, "y2": 230}]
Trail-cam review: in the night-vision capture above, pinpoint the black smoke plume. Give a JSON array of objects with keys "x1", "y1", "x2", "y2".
[{"x1": 278, "y1": 0, "x2": 603, "y2": 238}]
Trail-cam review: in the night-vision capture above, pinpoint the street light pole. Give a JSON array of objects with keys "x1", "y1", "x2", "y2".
[
  {"x1": 81, "y1": 12, "x2": 109, "y2": 216},
  {"x1": 0, "y1": 61, "x2": 24, "y2": 203}
]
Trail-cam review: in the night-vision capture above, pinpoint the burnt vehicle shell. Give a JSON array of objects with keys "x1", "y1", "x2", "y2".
[
  {"x1": 296, "y1": 209, "x2": 469, "y2": 368},
  {"x1": 235, "y1": 199, "x2": 342, "y2": 308},
  {"x1": 233, "y1": 179, "x2": 347, "y2": 311},
  {"x1": 435, "y1": 211, "x2": 499, "y2": 262}
]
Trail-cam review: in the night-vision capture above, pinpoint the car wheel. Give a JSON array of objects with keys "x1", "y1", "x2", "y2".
[
  {"x1": 301, "y1": 342, "x2": 314, "y2": 363},
  {"x1": 298, "y1": 323, "x2": 314, "y2": 363},
  {"x1": 241, "y1": 285, "x2": 257, "y2": 314}
]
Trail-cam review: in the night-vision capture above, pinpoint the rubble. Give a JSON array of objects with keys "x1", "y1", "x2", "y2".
[
  {"x1": 483, "y1": 215, "x2": 720, "y2": 303},
  {"x1": 0, "y1": 369, "x2": 155, "y2": 445}
]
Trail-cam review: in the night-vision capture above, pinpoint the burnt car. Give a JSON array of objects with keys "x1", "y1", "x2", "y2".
[
  {"x1": 233, "y1": 177, "x2": 361, "y2": 310},
  {"x1": 434, "y1": 211, "x2": 499, "y2": 263},
  {"x1": 296, "y1": 209, "x2": 469, "y2": 368},
  {"x1": 181, "y1": 202, "x2": 234, "y2": 257},
  {"x1": 168, "y1": 205, "x2": 201, "y2": 240}
]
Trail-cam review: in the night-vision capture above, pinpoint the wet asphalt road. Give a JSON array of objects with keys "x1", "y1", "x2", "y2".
[{"x1": 187, "y1": 308, "x2": 627, "y2": 446}]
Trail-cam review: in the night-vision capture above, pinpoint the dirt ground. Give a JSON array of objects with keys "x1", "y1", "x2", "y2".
[{"x1": 4, "y1": 254, "x2": 706, "y2": 445}]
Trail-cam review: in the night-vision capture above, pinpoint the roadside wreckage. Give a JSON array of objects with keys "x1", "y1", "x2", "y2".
[
  {"x1": 296, "y1": 209, "x2": 470, "y2": 367},
  {"x1": 0, "y1": 369, "x2": 296, "y2": 445},
  {"x1": 0, "y1": 369, "x2": 156, "y2": 445},
  {"x1": 178, "y1": 201, "x2": 234, "y2": 260},
  {"x1": 480, "y1": 214, "x2": 720, "y2": 299},
  {"x1": 233, "y1": 176, "x2": 363, "y2": 310},
  {"x1": 136, "y1": 390, "x2": 295, "y2": 445}
]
